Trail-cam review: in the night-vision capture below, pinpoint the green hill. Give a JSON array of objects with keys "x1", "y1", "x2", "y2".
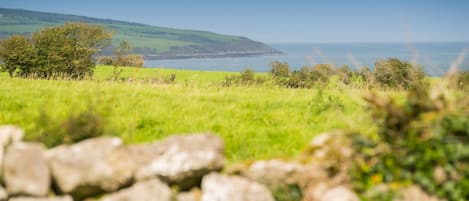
[{"x1": 0, "y1": 8, "x2": 281, "y2": 59}]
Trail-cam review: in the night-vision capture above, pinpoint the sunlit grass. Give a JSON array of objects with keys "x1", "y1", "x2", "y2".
[{"x1": 0, "y1": 66, "x2": 375, "y2": 161}]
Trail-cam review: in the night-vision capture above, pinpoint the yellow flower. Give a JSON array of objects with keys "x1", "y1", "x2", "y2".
[{"x1": 371, "y1": 174, "x2": 383, "y2": 184}]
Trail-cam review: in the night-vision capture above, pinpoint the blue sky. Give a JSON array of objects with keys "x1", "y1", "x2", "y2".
[{"x1": 1, "y1": 0, "x2": 468, "y2": 43}]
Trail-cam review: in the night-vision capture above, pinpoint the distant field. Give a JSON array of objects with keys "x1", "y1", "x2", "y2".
[
  {"x1": 0, "y1": 66, "x2": 376, "y2": 161},
  {"x1": 0, "y1": 8, "x2": 279, "y2": 57},
  {"x1": 93, "y1": 65, "x2": 241, "y2": 83}
]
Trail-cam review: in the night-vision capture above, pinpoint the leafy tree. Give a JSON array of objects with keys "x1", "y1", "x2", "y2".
[
  {"x1": 0, "y1": 22, "x2": 112, "y2": 79},
  {"x1": 32, "y1": 22, "x2": 112, "y2": 78},
  {"x1": 0, "y1": 35, "x2": 35, "y2": 77}
]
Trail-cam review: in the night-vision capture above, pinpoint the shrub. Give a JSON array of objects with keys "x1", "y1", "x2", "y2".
[
  {"x1": 246, "y1": 59, "x2": 427, "y2": 89},
  {"x1": 373, "y1": 58, "x2": 425, "y2": 89},
  {"x1": 278, "y1": 63, "x2": 344, "y2": 88},
  {"x1": 111, "y1": 54, "x2": 145, "y2": 67},
  {"x1": 357, "y1": 66, "x2": 372, "y2": 82},
  {"x1": 288, "y1": 66, "x2": 314, "y2": 88},
  {"x1": 240, "y1": 67, "x2": 255, "y2": 82},
  {"x1": 111, "y1": 41, "x2": 145, "y2": 67},
  {"x1": 223, "y1": 68, "x2": 265, "y2": 86},
  {"x1": 310, "y1": 64, "x2": 336, "y2": 84},
  {"x1": 98, "y1": 56, "x2": 114, "y2": 65},
  {"x1": 125, "y1": 54, "x2": 145, "y2": 67},
  {"x1": 30, "y1": 108, "x2": 106, "y2": 148},
  {"x1": 349, "y1": 82, "x2": 469, "y2": 201},
  {"x1": 100, "y1": 41, "x2": 144, "y2": 67},
  {"x1": 269, "y1": 62, "x2": 361, "y2": 88},
  {"x1": 337, "y1": 65, "x2": 355, "y2": 84},
  {"x1": 270, "y1": 61, "x2": 291, "y2": 78}
]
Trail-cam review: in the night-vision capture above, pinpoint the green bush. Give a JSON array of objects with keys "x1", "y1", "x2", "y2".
[
  {"x1": 110, "y1": 41, "x2": 145, "y2": 67},
  {"x1": 270, "y1": 61, "x2": 291, "y2": 78},
  {"x1": 98, "y1": 56, "x2": 114, "y2": 65},
  {"x1": 372, "y1": 58, "x2": 425, "y2": 89},
  {"x1": 98, "y1": 41, "x2": 145, "y2": 67},
  {"x1": 310, "y1": 64, "x2": 336, "y2": 84},
  {"x1": 233, "y1": 59, "x2": 426, "y2": 89},
  {"x1": 223, "y1": 68, "x2": 265, "y2": 86},
  {"x1": 288, "y1": 66, "x2": 314, "y2": 88},
  {"x1": 270, "y1": 62, "x2": 353, "y2": 88},
  {"x1": 240, "y1": 67, "x2": 255, "y2": 82},
  {"x1": 29, "y1": 108, "x2": 106, "y2": 148},
  {"x1": 349, "y1": 82, "x2": 469, "y2": 201},
  {"x1": 337, "y1": 65, "x2": 356, "y2": 84}
]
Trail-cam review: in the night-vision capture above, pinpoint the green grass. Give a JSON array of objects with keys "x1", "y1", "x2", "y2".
[
  {"x1": 93, "y1": 65, "x2": 240, "y2": 83},
  {"x1": 0, "y1": 66, "x2": 375, "y2": 162}
]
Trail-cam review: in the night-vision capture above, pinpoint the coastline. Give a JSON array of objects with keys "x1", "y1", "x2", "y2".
[{"x1": 143, "y1": 51, "x2": 285, "y2": 60}]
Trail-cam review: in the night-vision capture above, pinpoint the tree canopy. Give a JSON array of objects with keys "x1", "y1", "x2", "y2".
[{"x1": 0, "y1": 22, "x2": 112, "y2": 79}]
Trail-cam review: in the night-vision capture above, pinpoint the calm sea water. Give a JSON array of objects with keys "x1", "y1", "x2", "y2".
[{"x1": 145, "y1": 42, "x2": 469, "y2": 76}]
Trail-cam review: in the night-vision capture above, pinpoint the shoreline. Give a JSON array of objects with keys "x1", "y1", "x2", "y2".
[{"x1": 143, "y1": 51, "x2": 286, "y2": 60}]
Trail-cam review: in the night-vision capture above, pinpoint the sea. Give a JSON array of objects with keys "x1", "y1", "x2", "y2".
[{"x1": 145, "y1": 42, "x2": 469, "y2": 76}]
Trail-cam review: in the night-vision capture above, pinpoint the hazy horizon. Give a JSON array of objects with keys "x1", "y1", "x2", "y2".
[{"x1": 1, "y1": 0, "x2": 468, "y2": 43}]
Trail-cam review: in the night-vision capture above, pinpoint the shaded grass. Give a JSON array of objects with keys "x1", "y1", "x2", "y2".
[{"x1": 0, "y1": 66, "x2": 375, "y2": 161}]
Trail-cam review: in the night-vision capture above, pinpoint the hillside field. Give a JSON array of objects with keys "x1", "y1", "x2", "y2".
[
  {"x1": 0, "y1": 8, "x2": 281, "y2": 58},
  {"x1": 0, "y1": 66, "x2": 380, "y2": 162}
]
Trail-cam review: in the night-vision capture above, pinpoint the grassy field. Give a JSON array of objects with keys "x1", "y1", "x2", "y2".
[{"x1": 0, "y1": 65, "x2": 378, "y2": 162}]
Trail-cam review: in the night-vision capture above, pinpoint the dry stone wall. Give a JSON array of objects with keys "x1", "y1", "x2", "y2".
[{"x1": 0, "y1": 125, "x2": 439, "y2": 201}]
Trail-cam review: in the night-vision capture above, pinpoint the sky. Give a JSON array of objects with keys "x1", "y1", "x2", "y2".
[{"x1": 1, "y1": 0, "x2": 468, "y2": 43}]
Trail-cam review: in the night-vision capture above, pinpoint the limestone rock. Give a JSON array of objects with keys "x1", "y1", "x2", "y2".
[
  {"x1": 320, "y1": 186, "x2": 359, "y2": 201},
  {"x1": 46, "y1": 137, "x2": 135, "y2": 198},
  {"x1": 305, "y1": 132, "x2": 354, "y2": 164},
  {"x1": 0, "y1": 125, "x2": 24, "y2": 146},
  {"x1": 201, "y1": 173, "x2": 274, "y2": 201},
  {"x1": 303, "y1": 184, "x2": 359, "y2": 201},
  {"x1": 300, "y1": 131, "x2": 354, "y2": 185},
  {"x1": 394, "y1": 186, "x2": 440, "y2": 201},
  {"x1": 303, "y1": 182, "x2": 330, "y2": 201},
  {"x1": 9, "y1": 196, "x2": 73, "y2": 201},
  {"x1": 3, "y1": 143, "x2": 50, "y2": 197},
  {"x1": 243, "y1": 160, "x2": 311, "y2": 189},
  {"x1": 0, "y1": 186, "x2": 7, "y2": 201},
  {"x1": 133, "y1": 134, "x2": 225, "y2": 189},
  {"x1": 0, "y1": 125, "x2": 24, "y2": 176},
  {"x1": 99, "y1": 179, "x2": 171, "y2": 201}
]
